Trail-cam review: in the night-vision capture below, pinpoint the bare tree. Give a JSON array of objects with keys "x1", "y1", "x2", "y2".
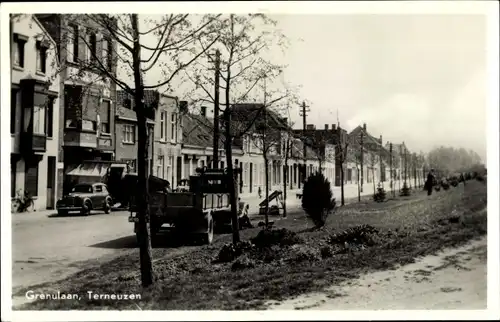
[
  {"x1": 184, "y1": 14, "x2": 289, "y2": 243},
  {"x1": 38, "y1": 13, "x2": 220, "y2": 287},
  {"x1": 368, "y1": 151, "x2": 378, "y2": 195},
  {"x1": 335, "y1": 126, "x2": 350, "y2": 206}
]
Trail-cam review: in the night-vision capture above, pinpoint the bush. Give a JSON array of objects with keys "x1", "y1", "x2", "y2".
[
  {"x1": 441, "y1": 180, "x2": 450, "y2": 190},
  {"x1": 286, "y1": 245, "x2": 321, "y2": 263},
  {"x1": 327, "y1": 225, "x2": 379, "y2": 247},
  {"x1": 373, "y1": 183, "x2": 387, "y2": 203},
  {"x1": 320, "y1": 245, "x2": 334, "y2": 258},
  {"x1": 400, "y1": 182, "x2": 411, "y2": 196},
  {"x1": 12, "y1": 190, "x2": 35, "y2": 213},
  {"x1": 216, "y1": 241, "x2": 254, "y2": 263},
  {"x1": 251, "y1": 228, "x2": 303, "y2": 249},
  {"x1": 231, "y1": 254, "x2": 256, "y2": 271},
  {"x1": 301, "y1": 172, "x2": 336, "y2": 228},
  {"x1": 434, "y1": 185, "x2": 441, "y2": 192}
]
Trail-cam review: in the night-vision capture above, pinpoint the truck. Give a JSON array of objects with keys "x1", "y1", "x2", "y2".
[{"x1": 128, "y1": 167, "x2": 239, "y2": 245}]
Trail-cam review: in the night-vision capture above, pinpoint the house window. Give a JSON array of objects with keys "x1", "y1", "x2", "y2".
[
  {"x1": 13, "y1": 33, "x2": 27, "y2": 68},
  {"x1": 33, "y1": 105, "x2": 46, "y2": 135},
  {"x1": 157, "y1": 155, "x2": 164, "y2": 177},
  {"x1": 170, "y1": 112, "x2": 176, "y2": 142},
  {"x1": 24, "y1": 160, "x2": 39, "y2": 197},
  {"x1": 11, "y1": 89, "x2": 17, "y2": 134},
  {"x1": 67, "y1": 24, "x2": 79, "y2": 62},
  {"x1": 100, "y1": 100, "x2": 111, "y2": 134},
  {"x1": 36, "y1": 41, "x2": 48, "y2": 74},
  {"x1": 123, "y1": 124, "x2": 136, "y2": 143},
  {"x1": 160, "y1": 111, "x2": 165, "y2": 140},
  {"x1": 244, "y1": 163, "x2": 249, "y2": 187},
  {"x1": 102, "y1": 37, "x2": 110, "y2": 68},
  {"x1": 166, "y1": 156, "x2": 173, "y2": 183},
  {"x1": 88, "y1": 31, "x2": 97, "y2": 62}
]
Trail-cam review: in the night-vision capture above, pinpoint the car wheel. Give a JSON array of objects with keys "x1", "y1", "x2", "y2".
[{"x1": 81, "y1": 201, "x2": 91, "y2": 216}]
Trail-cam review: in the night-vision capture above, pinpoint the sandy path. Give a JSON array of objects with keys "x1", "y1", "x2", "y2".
[{"x1": 266, "y1": 236, "x2": 487, "y2": 310}]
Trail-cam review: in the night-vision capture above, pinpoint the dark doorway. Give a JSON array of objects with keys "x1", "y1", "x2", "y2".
[{"x1": 249, "y1": 163, "x2": 253, "y2": 193}]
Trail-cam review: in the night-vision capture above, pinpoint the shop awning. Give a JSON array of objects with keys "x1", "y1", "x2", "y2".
[{"x1": 66, "y1": 162, "x2": 111, "y2": 177}]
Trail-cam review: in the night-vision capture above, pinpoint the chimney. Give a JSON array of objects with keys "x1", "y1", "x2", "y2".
[
  {"x1": 332, "y1": 124, "x2": 336, "y2": 131},
  {"x1": 306, "y1": 124, "x2": 315, "y2": 130},
  {"x1": 200, "y1": 106, "x2": 207, "y2": 117},
  {"x1": 179, "y1": 101, "x2": 188, "y2": 113},
  {"x1": 324, "y1": 124, "x2": 329, "y2": 130},
  {"x1": 380, "y1": 135, "x2": 383, "y2": 144},
  {"x1": 363, "y1": 123, "x2": 366, "y2": 131}
]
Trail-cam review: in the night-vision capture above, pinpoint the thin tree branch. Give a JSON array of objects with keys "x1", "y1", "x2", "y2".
[{"x1": 143, "y1": 35, "x2": 219, "y2": 89}]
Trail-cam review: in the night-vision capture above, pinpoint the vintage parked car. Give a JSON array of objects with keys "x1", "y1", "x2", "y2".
[{"x1": 56, "y1": 183, "x2": 113, "y2": 216}]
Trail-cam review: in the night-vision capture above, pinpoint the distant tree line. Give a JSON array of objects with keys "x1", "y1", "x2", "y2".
[{"x1": 426, "y1": 146, "x2": 484, "y2": 176}]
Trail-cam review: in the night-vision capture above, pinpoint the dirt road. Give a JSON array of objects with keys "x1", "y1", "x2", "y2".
[
  {"x1": 267, "y1": 236, "x2": 487, "y2": 310},
  {"x1": 12, "y1": 210, "x2": 137, "y2": 291}
]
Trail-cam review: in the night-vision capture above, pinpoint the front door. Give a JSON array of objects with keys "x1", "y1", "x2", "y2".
[
  {"x1": 46, "y1": 156, "x2": 56, "y2": 209},
  {"x1": 176, "y1": 156, "x2": 182, "y2": 183}
]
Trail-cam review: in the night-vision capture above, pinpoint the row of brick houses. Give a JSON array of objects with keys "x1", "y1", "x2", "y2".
[{"x1": 10, "y1": 15, "x2": 422, "y2": 211}]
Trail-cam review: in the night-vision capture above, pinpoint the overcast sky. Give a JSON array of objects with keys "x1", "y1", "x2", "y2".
[
  {"x1": 273, "y1": 14, "x2": 487, "y2": 161},
  {"x1": 130, "y1": 14, "x2": 487, "y2": 161}
]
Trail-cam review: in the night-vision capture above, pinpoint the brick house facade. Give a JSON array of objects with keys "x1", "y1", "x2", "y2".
[
  {"x1": 36, "y1": 14, "x2": 118, "y2": 195},
  {"x1": 11, "y1": 14, "x2": 61, "y2": 210}
]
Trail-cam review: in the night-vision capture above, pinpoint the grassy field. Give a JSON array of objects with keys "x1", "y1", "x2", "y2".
[{"x1": 15, "y1": 180, "x2": 487, "y2": 310}]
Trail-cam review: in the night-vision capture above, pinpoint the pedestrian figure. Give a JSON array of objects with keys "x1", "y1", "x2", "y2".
[
  {"x1": 238, "y1": 204, "x2": 253, "y2": 229},
  {"x1": 258, "y1": 186, "x2": 262, "y2": 199},
  {"x1": 460, "y1": 173, "x2": 466, "y2": 186},
  {"x1": 424, "y1": 169, "x2": 436, "y2": 196}
]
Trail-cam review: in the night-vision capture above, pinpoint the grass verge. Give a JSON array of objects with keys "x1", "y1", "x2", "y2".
[{"x1": 15, "y1": 181, "x2": 487, "y2": 310}]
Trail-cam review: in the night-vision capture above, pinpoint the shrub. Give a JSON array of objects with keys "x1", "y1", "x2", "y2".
[
  {"x1": 215, "y1": 241, "x2": 254, "y2": 263},
  {"x1": 400, "y1": 182, "x2": 411, "y2": 196},
  {"x1": 251, "y1": 228, "x2": 303, "y2": 249},
  {"x1": 301, "y1": 172, "x2": 336, "y2": 228},
  {"x1": 373, "y1": 183, "x2": 387, "y2": 203},
  {"x1": 231, "y1": 254, "x2": 256, "y2": 271},
  {"x1": 320, "y1": 245, "x2": 334, "y2": 258},
  {"x1": 12, "y1": 190, "x2": 35, "y2": 213},
  {"x1": 327, "y1": 225, "x2": 379, "y2": 247},
  {"x1": 441, "y1": 180, "x2": 450, "y2": 190},
  {"x1": 434, "y1": 185, "x2": 441, "y2": 192},
  {"x1": 286, "y1": 245, "x2": 321, "y2": 263}
]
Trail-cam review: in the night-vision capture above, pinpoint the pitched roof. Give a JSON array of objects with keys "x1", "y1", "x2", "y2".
[
  {"x1": 231, "y1": 103, "x2": 289, "y2": 134},
  {"x1": 115, "y1": 105, "x2": 154, "y2": 124},
  {"x1": 182, "y1": 113, "x2": 224, "y2": 148}
]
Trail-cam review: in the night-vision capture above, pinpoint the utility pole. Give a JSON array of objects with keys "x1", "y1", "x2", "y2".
[
  {"x1": 213, "y1": 49, "x2": 221, "y2": 169},
  {"x1": 389, "y1": 142, "x2": 393, "y2": 197},
  {"x1": 403, "y1": 142, "x2": 407, "y2": 186},
  {"x1": 298, "y1": 101, "x2": 310, "y2": 187},
  {"x1": 360, "y1": 132, "x2": 364, "y2": 193},
  {"x1": 399, "y1": 145, "x2": 402, "y2": 192},
  {"x1": 379, "y1": 135, "x2": 383, "y2": 186}
]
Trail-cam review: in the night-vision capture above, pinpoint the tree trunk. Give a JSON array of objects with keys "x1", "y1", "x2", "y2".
[
  {"x1": 340, "y1": 161, "x2": 345, "y2": 206},
  {"x1": 264, "y1": 156, "x2": 270, "y2": 226},
  {"x1": 372, "y1": 167, "x2": 376, "y2": 194},
  {"x1": 357, "y1": 164, "x2": 361, "y2": 202},
  {"x1": 223, "y1": 108, "x2": 240, "y2": 244},
  {"x1": 283, "y1": 157, "x2": 288, "y2": 218},
  {"x1": 131, "y1": 14, "x2": 153, "y2": 287}
]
